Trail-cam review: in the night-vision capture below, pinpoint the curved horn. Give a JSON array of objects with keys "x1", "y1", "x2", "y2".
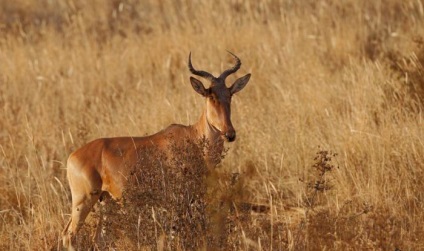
[
  {"x1": 219, "y1": 51, "x2": 241, "y2": 80},
  {"x1": 188, "y1": 52, "x2": 215, "y2": 81}
]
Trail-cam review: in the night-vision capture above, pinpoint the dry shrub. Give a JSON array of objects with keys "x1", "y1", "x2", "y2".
[
  {"x1": 67, "y1": 137, "x2": 228, "y2": 250},
  {"x1": 86, "y1": 137, "x2": 208, "y2": 250}
]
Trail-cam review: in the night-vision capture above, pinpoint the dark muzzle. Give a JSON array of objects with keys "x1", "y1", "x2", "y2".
[{"x1": 225, "y1": 130, "x2": 236, "y2": 142}]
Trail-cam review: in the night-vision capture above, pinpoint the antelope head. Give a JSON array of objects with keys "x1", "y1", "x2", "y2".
[{"x1": 188, "y1": 52, "x2": 251, "y2": 142}]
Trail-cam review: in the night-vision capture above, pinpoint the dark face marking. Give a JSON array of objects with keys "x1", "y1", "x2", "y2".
[{"x1": 206, "y1": 83, "x2": 236, "y2": 142}]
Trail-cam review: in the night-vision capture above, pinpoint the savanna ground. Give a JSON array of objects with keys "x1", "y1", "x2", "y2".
[{"x1": 0, "y1": 0, "x2": 424, "y2": 250}]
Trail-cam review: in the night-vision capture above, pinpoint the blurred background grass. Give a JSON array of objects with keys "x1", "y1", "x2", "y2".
[{"x1": 0, "y1": 0, "x2": 423, "y2": 250}]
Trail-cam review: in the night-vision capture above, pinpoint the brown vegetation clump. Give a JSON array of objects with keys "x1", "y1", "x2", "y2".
[
  {"x1": 1, "y1": 0, "x2": 424, "y2": 250},
  {"x1": 86, "y1": 138, "x2": 209, "y2": 250},
  {"x1": 70, "y1": 140, "x2": 285, "y2": 250}
]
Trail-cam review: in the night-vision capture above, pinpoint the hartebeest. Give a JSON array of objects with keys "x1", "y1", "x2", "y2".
[{"x1": 62, "y1": 52, "x2": 251, "y2": 250}]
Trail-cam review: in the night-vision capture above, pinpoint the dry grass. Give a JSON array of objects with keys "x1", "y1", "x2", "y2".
[{"x1": 0, "y1": 0, "x2": 423, "y2": 250}]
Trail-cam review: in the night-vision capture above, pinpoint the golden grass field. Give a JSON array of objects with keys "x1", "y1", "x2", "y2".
[{"x1": 1, "y1": 0, "x2": 424, "y2": 250}]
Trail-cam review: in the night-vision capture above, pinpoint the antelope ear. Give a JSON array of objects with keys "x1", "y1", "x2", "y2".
[
  {"x1": 190, "y1": 77, "x2": 208, "y2": 96},
  {"x1": 229, "y1": 74, "x2": 251, "y2": 95}
]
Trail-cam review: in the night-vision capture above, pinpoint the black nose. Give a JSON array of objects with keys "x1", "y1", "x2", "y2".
[{"x1": 225, "y1": 131, "x2": 236, "y2": 142}]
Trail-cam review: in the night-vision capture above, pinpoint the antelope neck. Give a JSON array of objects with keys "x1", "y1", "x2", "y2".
[
  {"x1": 193, "y1": 111, "x2": 223, "y2": 143},
  {"x1": 191, "y1": 110, "x2": 224, "y2": 167}
]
